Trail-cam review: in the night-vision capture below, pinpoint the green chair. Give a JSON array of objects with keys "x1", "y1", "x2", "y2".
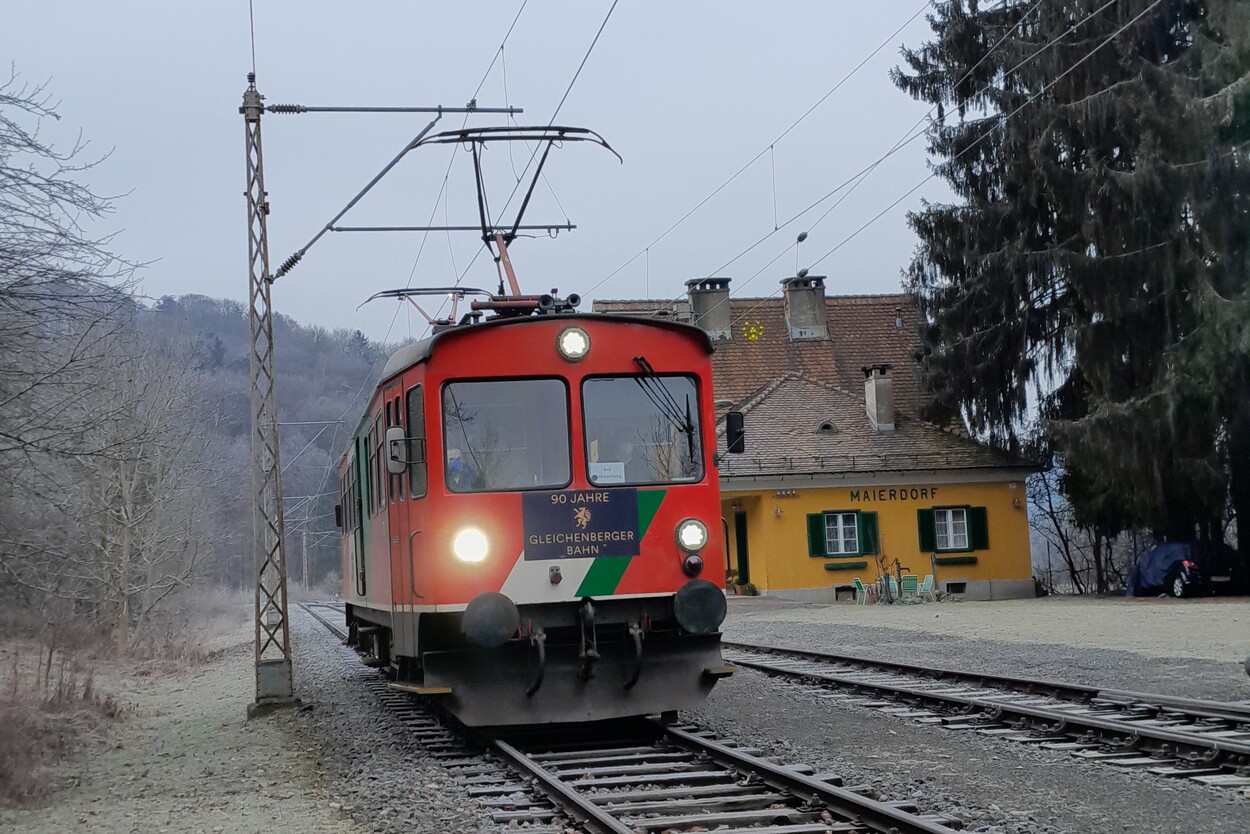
[
  {"x1": 918, "y1": 574, "x2": 936, "y2": 602},
  {"x1": 852, "y1": 577, "x2": 871, "y2": 605},
  {"x1": 900, "y1": 574, "x2": 920, "y2": 601},
  {"x1": 887, "y1": 575, "x2": 900, "y2": 602}
]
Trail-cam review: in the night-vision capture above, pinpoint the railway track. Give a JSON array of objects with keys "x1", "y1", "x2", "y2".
[
  {"x1": 723, "y1": 641, "x2": 1250, "y2": 789},
  {"x1": 298, "y1": 602, "x2": 964, "y2": 833}
]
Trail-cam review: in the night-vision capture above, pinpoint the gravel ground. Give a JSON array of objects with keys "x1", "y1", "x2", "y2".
[
  {"x1": 690, "y1": 669, "x2": 1250, "y2": 834},
  {"x1": 285, "y1": 610, "x2": 499, "y2": 834},
  {"x1": 689, "y1": 594, "x2": 1250, "y2": 834},
  {"x1": 0, "y1": 631, "x2": 359, "y2": 834},
  {"x1": 725, "y1": 595, "x2": 1250, "y2": 701},
  {"x1": 19, "y1": 594, "x2": 1235, "y2": 834}
]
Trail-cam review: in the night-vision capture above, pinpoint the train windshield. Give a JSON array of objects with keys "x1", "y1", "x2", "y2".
[
  {"x1": 582, "y1": 375, "x2": 704, "y2": 486},
  {"x1": 442, "y1": 378, "x2": 571, "y2": 492}
]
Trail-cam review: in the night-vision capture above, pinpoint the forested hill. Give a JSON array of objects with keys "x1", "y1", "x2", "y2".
[{"x1": 144, "y1": 294, "x2": 394, "y2": 591}]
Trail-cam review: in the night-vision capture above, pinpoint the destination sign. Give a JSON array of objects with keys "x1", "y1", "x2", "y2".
[{"x1": 522, "y1": 488, "x2": 640, "y2": 560}]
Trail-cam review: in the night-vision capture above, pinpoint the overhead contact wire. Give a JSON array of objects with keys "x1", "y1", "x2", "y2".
[
  {"x1": 727, "y1": 0, "x2": 1165, "y2": 330},
  {"x1": 583, "y1": 0, "x2": 933, "y2": 297},
  {"x1": 692, "y1": 0, "x2": 1104, "y2": 322}
]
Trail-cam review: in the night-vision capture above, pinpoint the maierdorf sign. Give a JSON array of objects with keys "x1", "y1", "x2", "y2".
[
  {"x1": 850, "y1": 486, "x2": 941, "y2": 503},
  {"x1": 522, "y1": 488, "x2": 640, "y2": 559}
]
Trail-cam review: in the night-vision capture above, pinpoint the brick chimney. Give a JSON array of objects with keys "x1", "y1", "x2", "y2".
[
  {"x1": 685, "y1": 277, "x2": 732, "y2": 340},
  {"x1": 780, "y1": 275, "x2": 828, "y2": 340},
  {"x1": 863, "y1": 365, "x2": 895, "y2": 431}
]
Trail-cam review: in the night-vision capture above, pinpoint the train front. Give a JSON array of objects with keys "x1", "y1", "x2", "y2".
[{"x1": 421, "y1": 314, "x2": 731, "y2": 726}]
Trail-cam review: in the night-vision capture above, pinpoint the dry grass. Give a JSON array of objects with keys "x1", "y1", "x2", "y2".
[
  {"x1": 0, "y1": 584, "x2": 257, "y2": 807},
  {"x1": 0, "y1": 642, "x2": 127, "y2": 807}
]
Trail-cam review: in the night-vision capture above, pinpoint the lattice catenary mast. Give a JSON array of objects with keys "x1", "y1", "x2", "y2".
[
  {"x1": 240, "y1": 72, "x2": 522, "y2": 713},
  {"x1": 241, "y1": 73, "x2": 296, "y2": 715}
]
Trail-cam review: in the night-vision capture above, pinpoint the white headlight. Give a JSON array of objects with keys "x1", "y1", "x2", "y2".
[
  {"x1": 676, "y1": 519, "x2": 708, "y2": 552},
  {"x1": 452, "y1": 528, "x2": 488, "y2": 563},
  {"x1": 557, "y1": 327, "x2": 590, "y2": 361}
]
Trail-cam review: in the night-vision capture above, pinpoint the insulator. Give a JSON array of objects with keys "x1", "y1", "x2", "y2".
[
  {"x1": 267, "y1": 104, "x2": 306, "y2": 114},
  {"x1": 276, "y1": 252, "x2": 303, "y2": 277}
]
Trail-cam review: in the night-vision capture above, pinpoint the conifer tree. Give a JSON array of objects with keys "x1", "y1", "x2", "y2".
[{"x1": 894, "y1": 0, "x2": 1250, "y2": 574}]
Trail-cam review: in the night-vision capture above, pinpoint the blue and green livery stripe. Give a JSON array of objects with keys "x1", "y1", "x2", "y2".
[{"x1": 575, "y1": 489, "x2": 666, "y2": 596}]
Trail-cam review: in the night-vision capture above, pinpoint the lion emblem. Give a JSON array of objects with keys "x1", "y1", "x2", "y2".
[{"x1": 574, "y1": 507, "x2": 592, "y2": 529}]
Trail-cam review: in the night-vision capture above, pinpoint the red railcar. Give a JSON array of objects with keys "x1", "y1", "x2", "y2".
[{"x1": 337, "y1": 307, "x2": 730, "y2": 725}]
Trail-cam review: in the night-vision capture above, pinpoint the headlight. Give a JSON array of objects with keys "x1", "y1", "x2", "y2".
[
  {"x1": 676, "y1": 518, "x2": 708, "y2": 552},
  {"x1": 557, "y1": 327, "x2": 590, "y2": 361},
  {"x1": 452, "y1": 528, "x2": 488, "y2": 562}
]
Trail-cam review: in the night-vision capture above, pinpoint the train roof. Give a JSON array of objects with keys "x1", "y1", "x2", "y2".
[{"x1": 378, "y1": 312, "x2": 713, "y2": 382}]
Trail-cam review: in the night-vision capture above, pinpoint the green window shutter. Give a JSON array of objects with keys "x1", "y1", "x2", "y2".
[
  {"x1": 969, "y1": 506, "x2": 989, "y2": 550},
  {"x1": 917, "y1": 508, "x2": 936, "y2": 552},
  {"x1": 806, "y1": 513, "x2": 827, "y2": 557},
  {"x1": 858, "y1": 511, "x2": 879, "y2": 555}
]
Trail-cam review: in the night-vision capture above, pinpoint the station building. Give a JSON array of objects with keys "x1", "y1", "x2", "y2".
[{"x1": 595, "y1": 277, "x2": 1038, "y2": 601}]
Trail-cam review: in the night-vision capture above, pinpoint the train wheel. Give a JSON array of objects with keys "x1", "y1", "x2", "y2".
[{"x1": 397, "y1": 656, "x2": 420, "y2": 682}]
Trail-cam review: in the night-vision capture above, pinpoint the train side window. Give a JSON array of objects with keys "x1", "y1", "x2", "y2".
[
  {"x1": 390, "y1": 395, "x2": 403, "y2": 503},
  {"x1": 406, "y1": 386, "x2": 427, "y2": 498},
  {"x1": 386, "y1": 400, "x2": 397, "y2": 503},
  {"x1": 365, "y1": 427, "x2": 376, "y2": 516},
  {"x1": 371, "y1": 414, "x2": 383, "y2": 516}
]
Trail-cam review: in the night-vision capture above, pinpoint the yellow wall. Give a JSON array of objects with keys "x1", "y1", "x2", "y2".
[{"x1": 720, "y1": 478, "x2": 1032, "y2": 593}]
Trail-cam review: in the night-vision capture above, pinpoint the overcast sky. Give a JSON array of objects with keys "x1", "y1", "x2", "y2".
[{"x1": 3, "y1": 1, "x2": 950, "y2": 342}]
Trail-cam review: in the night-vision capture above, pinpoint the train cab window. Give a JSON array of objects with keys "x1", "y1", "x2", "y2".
[
  {"x1": 406, "y1": 386, "x2": 427, "y2": 498},
  {"x1": 442, "y1": 378, "x2": 570, "y2": 493},
  {"x1": 582, "y1": 374, "x2": 704, "y2": 486}
]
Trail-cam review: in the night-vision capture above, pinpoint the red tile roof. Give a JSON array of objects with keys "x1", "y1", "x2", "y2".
[
  {"x1": 594, "y1": 293, "x2": 924, "y2": 415},
  {"x1": 714, "y1": 374, "x2": 1028, "y2": 477},
  {"x1": 595, "y1": 292, "x2": 1034, "y2": 477}
]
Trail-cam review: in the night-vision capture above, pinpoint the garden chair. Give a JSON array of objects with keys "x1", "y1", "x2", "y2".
[
  {"x1": 887, "y1": 575, "x2": 900, "y2": 602},
  {"x1": 852, "y1": 577, "x2": 868, "y2": 605},
  {"x1": 918, "y1": 574, "x2": 936, "y2": 602},
  {"x1": 900, "y1": 574, "x2": 920, "y2": 601}
]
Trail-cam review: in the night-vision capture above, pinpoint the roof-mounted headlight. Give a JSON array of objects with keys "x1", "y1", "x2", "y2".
[{"x1": 557, "y1": 326, "x2": 590, "y2": 361}]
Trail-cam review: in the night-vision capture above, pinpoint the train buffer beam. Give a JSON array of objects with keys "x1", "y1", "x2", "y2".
[{"x1": 389, "y1": 682, "x2": 453, "y2": 696}]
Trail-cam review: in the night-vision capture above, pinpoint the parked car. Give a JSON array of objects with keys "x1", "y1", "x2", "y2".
[{"x1": 1126, "y1": 542, "x2": 1245, "y2": 598}]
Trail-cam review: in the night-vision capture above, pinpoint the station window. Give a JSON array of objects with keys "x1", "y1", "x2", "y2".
[
  {"x1": 935, "y1": 508, "x2": 967, "y2": 550},
  {"x1": 917, "y1": 506, "x2": 989, "y2": 552},
  {"x1": 806, "y1": 511, "x2": 878, "y2": 557}
]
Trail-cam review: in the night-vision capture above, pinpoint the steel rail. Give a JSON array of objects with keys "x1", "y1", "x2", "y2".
[
  {"x1": 299, "y1": 601, "x2": 348, "y2": 641},
  {"x1": 723, "y1": 641, "x2": 1250, "y2": 724},
  {"x1": 660, "y1": 722, "x2": 957, "y2": 834},
  {"x1": 726, "y1": 646, "x2": 1250, "y2": 770},
  {"x1": 487, "y1": 738, "x2": 636, "y2": 834}
]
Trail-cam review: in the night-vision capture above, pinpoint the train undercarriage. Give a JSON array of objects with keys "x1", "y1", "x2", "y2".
[{"x1": 344, "y1": 592, "x2": 731, "y2": 726}]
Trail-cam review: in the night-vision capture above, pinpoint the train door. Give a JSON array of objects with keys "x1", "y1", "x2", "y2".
[
  {"x1": 391, "y1": 384, "x2": 427, "y2": 662},
  {"x1": 403, "y1": 385, "x2": 428, "y2": 601},
  {"x1": 384, "y1": 385, "x2": 408, "y2": 623},
  {"x1": 353, "y1": 432, "x2": 370, "y2": 595}
]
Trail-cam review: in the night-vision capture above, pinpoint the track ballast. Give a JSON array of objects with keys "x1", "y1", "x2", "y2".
[
  {"x1": 723, "y1": 641, "x2": 1250, "y2": 789},
  {"x1": 300, "y1": 602, "x2": 964, "y2": 833}
]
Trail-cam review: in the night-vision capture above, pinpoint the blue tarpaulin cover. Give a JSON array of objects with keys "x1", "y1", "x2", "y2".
[{"x1": 1126, "y1": 543, "x2": 1193, "y2": 596}]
